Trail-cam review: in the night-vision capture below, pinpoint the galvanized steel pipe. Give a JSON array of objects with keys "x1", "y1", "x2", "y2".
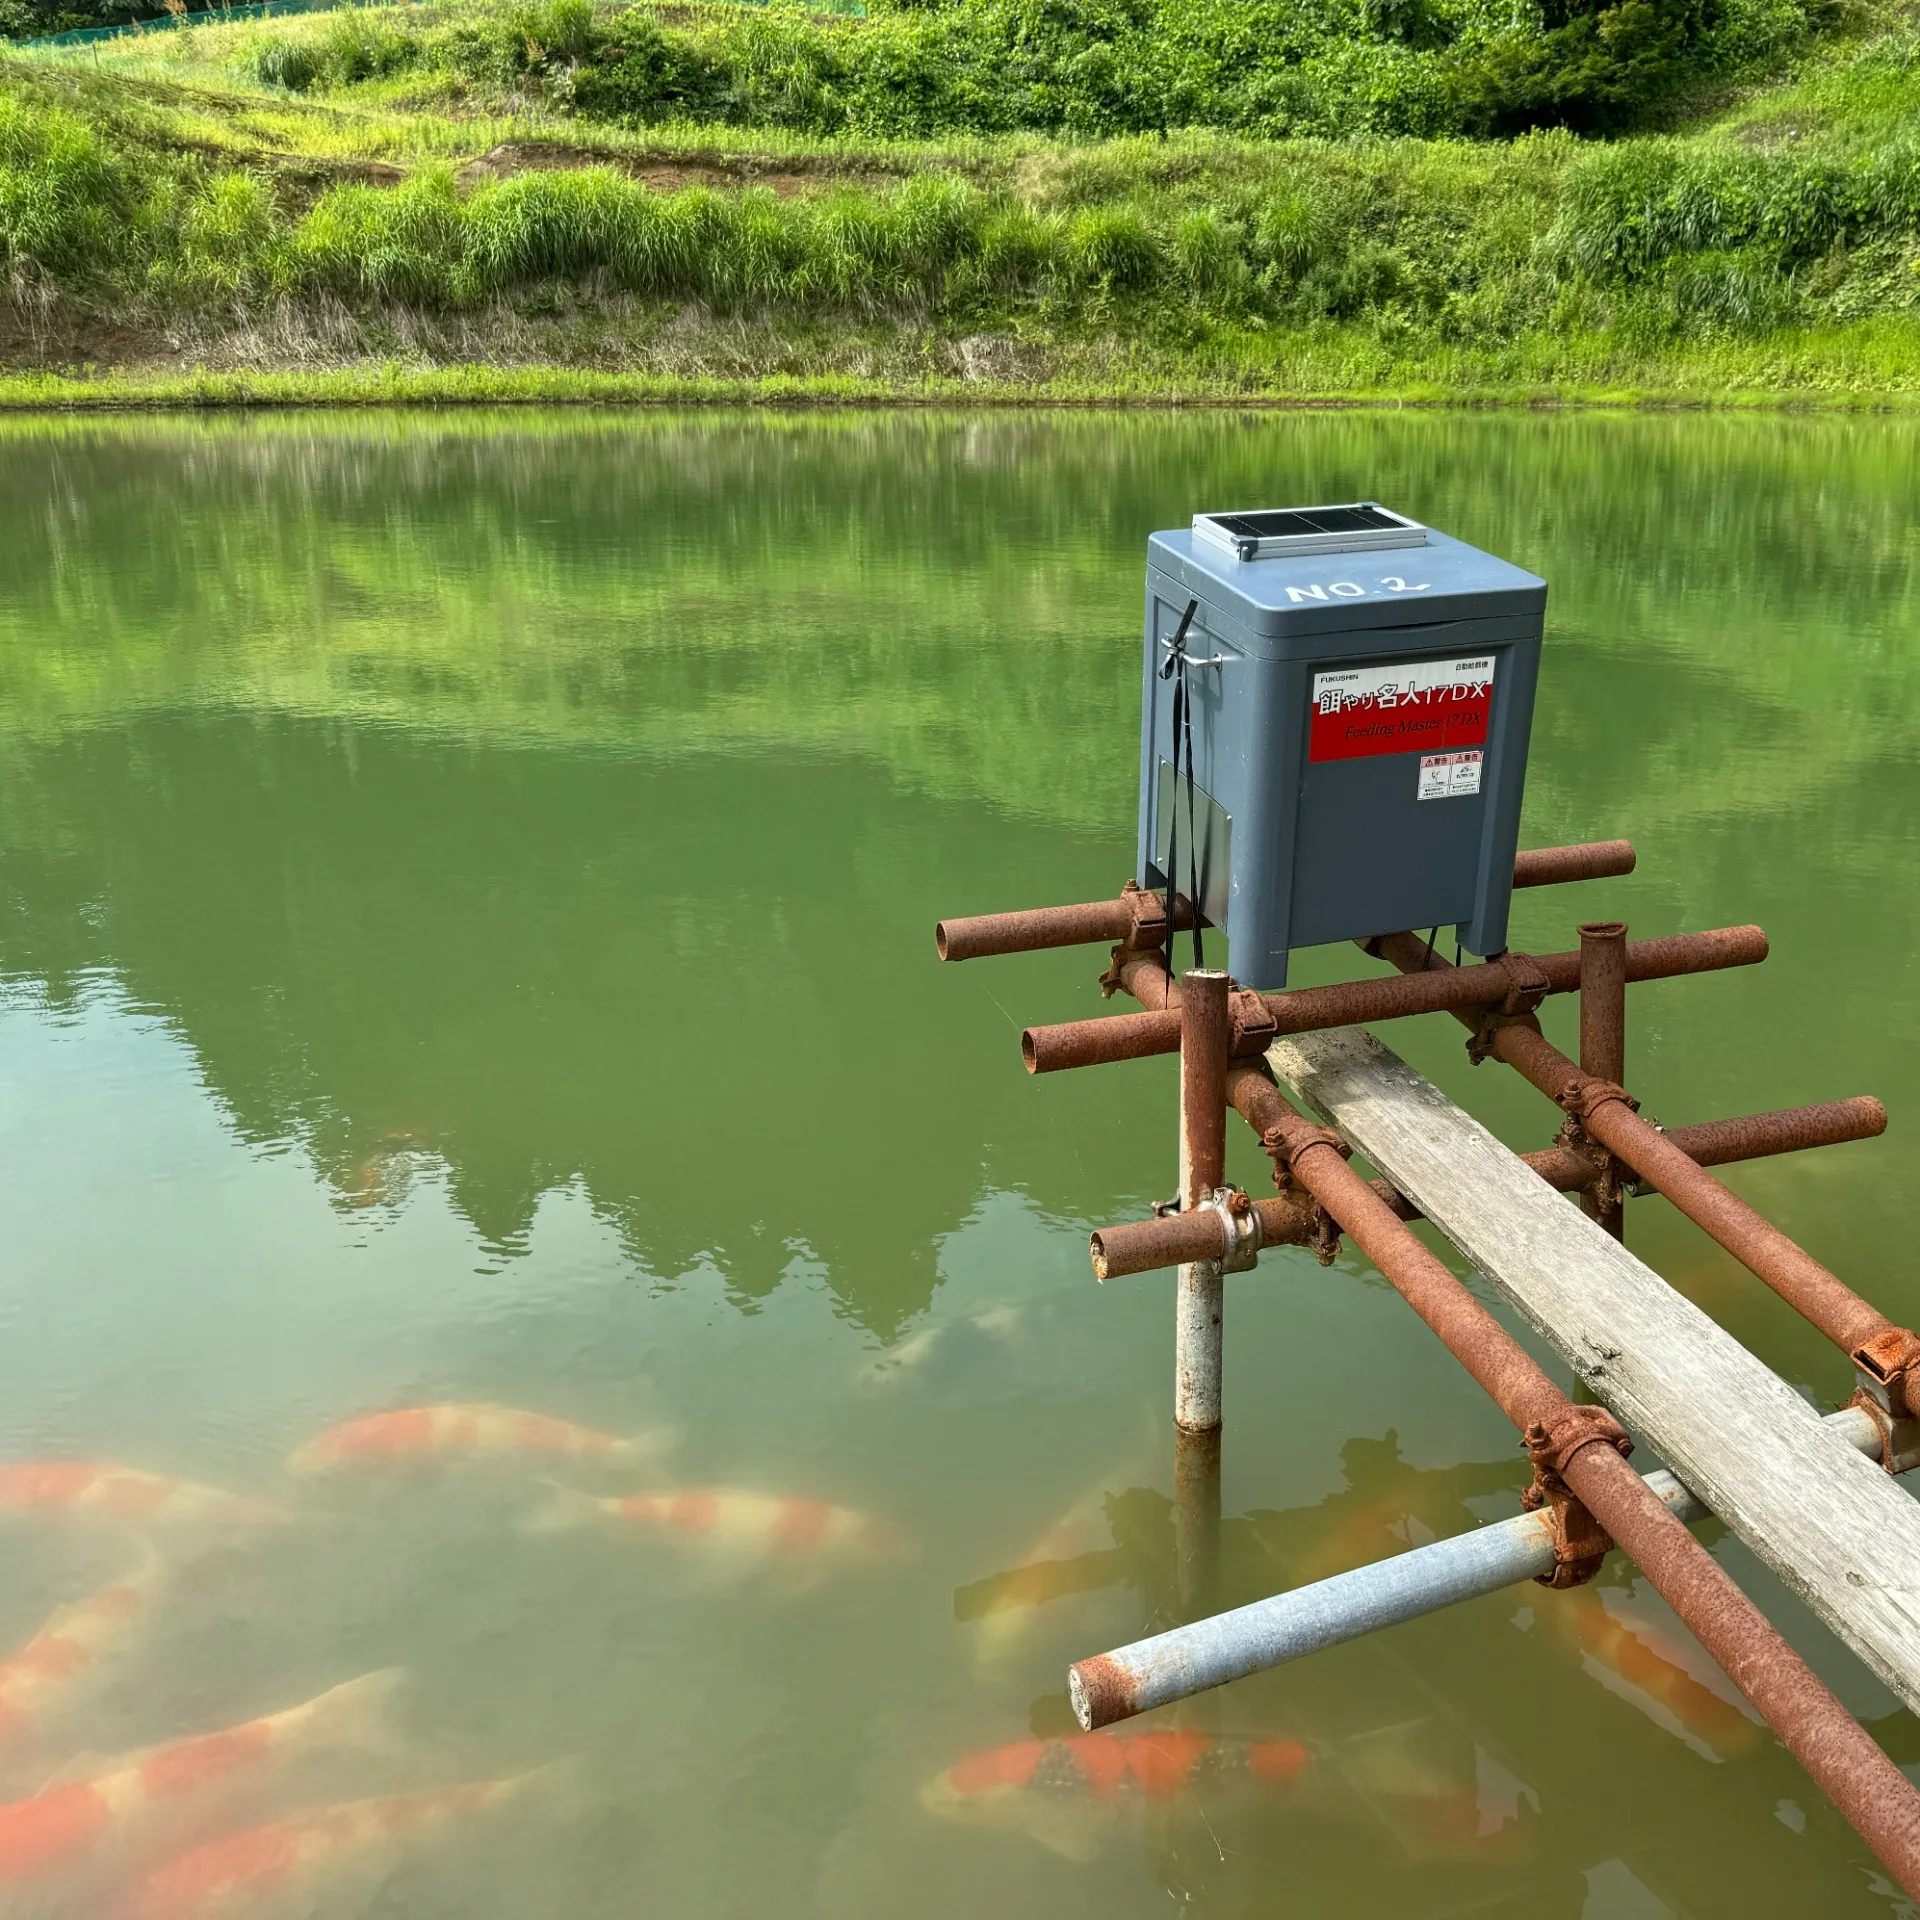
[
  {"x1": 1070, "y1": 1405, "x2": 1893, "y2": 1725},
  {"x1": 1175, "y1": 971, "x2": 1231, "y2": 1433}
]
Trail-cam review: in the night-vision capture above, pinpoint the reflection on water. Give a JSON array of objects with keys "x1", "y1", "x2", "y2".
[{"x1": 0, "y1": 410, "x2": 1918, "y2": 1916}]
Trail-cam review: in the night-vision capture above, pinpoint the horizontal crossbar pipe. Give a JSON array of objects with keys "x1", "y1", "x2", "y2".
[
  {"x1": 1021, "y1": 926, "x2": 1769, "y2": 1075},
  {"x1": 1086, "y1": 1097, "x2": 1888, "y2": 1280},
  {"x1": 935, "y1": 892, "x2": 1199, "y2": 964},
  {"x1": 1068, "y1": 1405, "x2": 1894, "y2": 1727},
  {"x1": 1367, "y1": 930, "x2": 1909, "y2": 1376},
  {"x1": 934, "y1": 841, "x2": 1636, "y2": 964}
]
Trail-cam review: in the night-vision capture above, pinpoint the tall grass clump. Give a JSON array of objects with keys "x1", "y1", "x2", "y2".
[{"x1": 0, "y1": 93, "x2": 139, "y2": 285}]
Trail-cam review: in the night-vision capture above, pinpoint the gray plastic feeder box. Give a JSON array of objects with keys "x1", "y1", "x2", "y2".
[{"x1": 1138, "y1": 504, "x2": 1546, "y2": 990}]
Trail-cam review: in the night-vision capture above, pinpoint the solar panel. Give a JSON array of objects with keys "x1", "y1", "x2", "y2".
[{"x1": 1191, "y1": 502, "x2": 1428, "y2": 562}]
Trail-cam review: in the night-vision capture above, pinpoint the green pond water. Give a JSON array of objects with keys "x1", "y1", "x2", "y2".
[{"x1": 1, "y1": 409, "x2": 1918, "y2": 1919}]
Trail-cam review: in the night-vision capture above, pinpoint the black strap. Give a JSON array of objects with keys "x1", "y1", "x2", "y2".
[{"x1": 1158, "y1": 600, "x2": 1206, "y2": 978}]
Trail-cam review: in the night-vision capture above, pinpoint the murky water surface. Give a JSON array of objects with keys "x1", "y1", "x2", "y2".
[{"x1": 2, "y1": 410, "x2": 1918, "y2": 1918}]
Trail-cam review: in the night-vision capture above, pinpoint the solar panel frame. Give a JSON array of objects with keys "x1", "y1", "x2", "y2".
[{"x1": 1191, "y1": 502, "x2": 1428, "y2": 561}]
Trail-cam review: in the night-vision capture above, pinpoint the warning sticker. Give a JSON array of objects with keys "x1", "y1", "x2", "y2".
[
  {"x1": 1309, "y1": 656, "x2": 1495, "y2": 763},
  {"x1": 1418, "y1": 751, "x2": 1483, "y2": 801}
]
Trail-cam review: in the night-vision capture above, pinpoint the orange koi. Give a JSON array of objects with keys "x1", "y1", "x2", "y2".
[
  {"x1": 920, "y1": 1731, "x2": 1314, "y2": 1860},
  {"x1": 0, "y1": 1464, "x2": 285, "y2": 1535},
  {"x1": 1564, "y1": 1595, "x2": 1762, "y2": 1762},
  {"x1": 527, "y1": 1484, "x2": 902, "y2": 1567},
  {"x1": 287, "y1": 1405, "x2": 675, "y2": 1479},
  {"x1": 124, "y1": 1769, "x2": 551, "y2": 1920},
  {"x1": 0, "y1": 1669, "x2": 402, "y2": 1893},
  {"x1": 0, "y1": 1551, "x2": 170, "y2": 1759}
]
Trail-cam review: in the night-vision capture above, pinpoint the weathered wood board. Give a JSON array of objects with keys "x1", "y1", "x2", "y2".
[{"x1": 1267, "y1": 1024, "x2": 1920, "y2": 1716}]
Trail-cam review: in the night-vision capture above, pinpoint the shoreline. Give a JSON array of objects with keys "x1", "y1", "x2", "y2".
[{"x1": 5, "y1": 365, "x2": 1920, "y2": 413}]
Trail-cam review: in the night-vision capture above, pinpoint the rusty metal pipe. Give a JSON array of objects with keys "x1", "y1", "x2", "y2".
[
  {"x1": 1021, "y1": 926, "x2": 1770, "y2": 1075},
  {"x1": 937, "y1": 842, "x2": 1636, "y2": 964},
  {"x1": 935, "y1": 893, "x2": 1198, "y2": 964},
  {"x1": 1093, "y1": 1071, "x2": 1920, "y2": 1899},
  {"x1": 1579, "y1": 921, "x2": 1629, "y2": 1240},
  {"x1": 1369, "y1": 930, "x2": 1902, "y2": 1366},
  {"x1": 1087, "y1": 1097, "x2": 1889, "y2": 1280},
  {"x1": 1176, "y1": 972, "x2": 1231, "y2": 1433},
  {"x1": 1511, "y1": 839, "x2": 1637, "y2": 888}
]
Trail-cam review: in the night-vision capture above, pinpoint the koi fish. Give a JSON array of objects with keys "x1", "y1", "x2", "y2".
[
  {"x1": 339, "y1": 1133, "x2": 419, "y2": 1210},
  {"x1": 858, "y1": 1305, "x2": 1024, "y2": 1383},
  {"x1": 0, "y1": 1669, "x2": 403, "y2": 1894},
  {"x1": 1563, "y1": 1594, "x2": 1763, "y2": 1762},
  {"x1": 962, "y1": 1472, "x2": 1137, "y2": 1674},
  {"x1": 526, "y1": 1484, "x2": 902, "y2": 1571},
  {"x1": 286, "y1": 1405, "x2": 675, "y2": 1479},
  {"x1": 0, "y1": 1551, "x2": 171, "y2": 1761},
  {"x1": 124, "y1": 1768, "x2": 558, "y2": 1920},
  {"x1": 919, "y1": 1730, "x2": 1314, "y2": 1861},
  {"x1": 0, "y1": 1464, "x2": 286, "y2": 1536}
]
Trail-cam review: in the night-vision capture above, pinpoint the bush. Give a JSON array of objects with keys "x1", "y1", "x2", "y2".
[{"x1": 253, "y1": 37, "x2": 321, "y2": 91}]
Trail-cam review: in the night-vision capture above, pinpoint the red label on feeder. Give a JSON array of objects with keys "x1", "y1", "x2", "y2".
[{"x1": 1308, "y1": 656, "x2": 1496, "y2": 763}]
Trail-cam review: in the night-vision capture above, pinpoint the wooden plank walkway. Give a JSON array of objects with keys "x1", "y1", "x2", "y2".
[{"x1": 1267, "y1": 1024, "x2": 1920, "y2": 1716}]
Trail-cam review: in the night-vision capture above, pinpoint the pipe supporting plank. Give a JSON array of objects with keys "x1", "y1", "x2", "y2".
[{"x1": 1265, "y1": 1024, "x2": 1920, "y2": 1718}]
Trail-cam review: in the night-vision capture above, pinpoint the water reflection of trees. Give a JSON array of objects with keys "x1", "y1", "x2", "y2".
[{"x1": 3, "y1": 410, "x2": 1918, "y2": 1338}]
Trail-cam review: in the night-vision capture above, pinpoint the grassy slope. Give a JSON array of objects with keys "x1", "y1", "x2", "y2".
[{"x1": 2, "y1": 1, "x2": 1918, "y2": 405}]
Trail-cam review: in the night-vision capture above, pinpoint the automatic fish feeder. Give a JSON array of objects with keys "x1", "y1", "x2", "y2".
[{"x1": 1138, "y1": 503, "x2": 1547, "y2": 989}]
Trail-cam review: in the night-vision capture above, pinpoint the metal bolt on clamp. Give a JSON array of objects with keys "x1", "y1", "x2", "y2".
[{"x1": 1200, "y1": 1187, "x2": 1263, "y2": 1273}]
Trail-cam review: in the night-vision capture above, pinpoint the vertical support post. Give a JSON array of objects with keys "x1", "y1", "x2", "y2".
[
  {"x1": 1174, "y1": 970, "x2": 1230, "y2": 1624},
  {"x1": 1176, "y1": 970, "x2": 1231, "y2": 1430},
  {"x1": 1578, "y1": 921, "x2": 1628, "y2": 1241}
]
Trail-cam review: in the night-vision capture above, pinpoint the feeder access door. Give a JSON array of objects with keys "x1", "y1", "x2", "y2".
[{"x1": 1137, "y1": 504, "x2": 1547, "y2": 990}]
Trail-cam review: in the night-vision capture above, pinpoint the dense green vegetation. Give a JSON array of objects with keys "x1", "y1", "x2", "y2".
[
  {"x1": 2, "y1": 0, "x2": 1829, "y2": 142},
  {"x1": 0, "y1": 0, "x2": 1916, "y2": 397}
]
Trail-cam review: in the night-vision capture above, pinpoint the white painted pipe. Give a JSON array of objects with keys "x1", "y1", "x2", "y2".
[{"x1": 1070, "y1": 1404, "x2": 1890, "y2": 1730}]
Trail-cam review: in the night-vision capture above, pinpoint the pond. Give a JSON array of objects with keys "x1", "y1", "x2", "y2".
[{"x1": 1, "y1": 408, "x2": 1917, "y2": 1918}]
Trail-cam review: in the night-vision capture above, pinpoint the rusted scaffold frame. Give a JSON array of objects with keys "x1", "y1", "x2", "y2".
[{"x1": 935, "y1": 841, "x2": 1920, "y2": 1901}]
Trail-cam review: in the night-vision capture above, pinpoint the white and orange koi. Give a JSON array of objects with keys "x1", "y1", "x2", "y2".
[
  {"x1": 965, "y1": 1471, "x2": 1137, "y2": 1674},
  {"x1": 0, "y1": 1464, "x2": 286, "y2": 1536},
  {"x1": 124, "y1": 1768, "x2": 554, "y2": 1920},
  {"x1": 920, "y1": 1730, "x2": 1315, "y2": 1861},
  {"x1": 527, "y1": 1484, "x2": 903, "y2": 1570},
  {"x1": 287, "y1": 1405, "x2": 674, "y2": 1479},
  {"x1": 0, "y1": 1669, "x2": 403, "y2": 1894},
  {"x1": 1561, "y1": 1594, "x2": 1763, "y2": 1762},
  {"x1": 0, "y1": 1551, "x2": 170, "y2": 1760}
]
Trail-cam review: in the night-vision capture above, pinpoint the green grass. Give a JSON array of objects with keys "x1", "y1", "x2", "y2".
[{"x1": 2, "y1": 0, "x2": 1918, "y2": 402}]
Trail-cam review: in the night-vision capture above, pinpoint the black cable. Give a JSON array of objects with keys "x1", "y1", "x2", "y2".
[{"x1": 1158, "y1": 600, "x2": 1200, "y2": 980}]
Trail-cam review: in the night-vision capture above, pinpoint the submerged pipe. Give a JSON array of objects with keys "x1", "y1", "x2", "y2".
[
  {"x1": 1069, "y1": 1405, "x2": 1897, "y2": 1726},
  {"x1": 1087, "y1": 1097, "x2": 1889, "y2": 1280},
  {"x1": 935, "y1": 840, "x2": 1636, "y2": 963},
  {"x1": 1021, "y1": 927, "x2": 1768, "y2": 1074}
]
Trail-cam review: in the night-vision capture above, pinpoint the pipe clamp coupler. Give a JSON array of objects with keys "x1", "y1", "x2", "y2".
[{"x1": 1199, "y1": 1187, "x2": 1263, "y2": 1273}]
